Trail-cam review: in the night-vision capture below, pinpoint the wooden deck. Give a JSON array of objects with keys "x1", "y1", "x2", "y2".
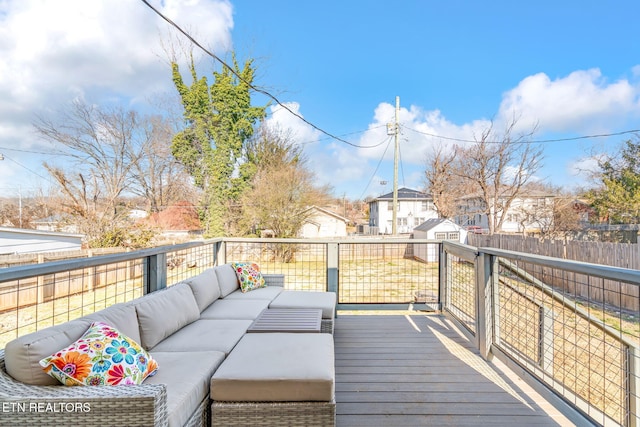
[{"x1": 334, "y1": 314, "x2": 576, "y2": 426}]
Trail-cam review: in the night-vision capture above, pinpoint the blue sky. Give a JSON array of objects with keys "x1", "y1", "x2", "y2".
[{"x1": 1, "y1": 0, "x2": 639, "y2": 201}]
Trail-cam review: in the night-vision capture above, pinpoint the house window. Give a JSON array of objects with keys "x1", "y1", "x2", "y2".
[
  {"x1": 397, "y1": 217, "x2": 408, "y2": 226},
  {"x1": 387, "y1": 202, "x2": 393, "y2": 211},
  {"x1": 421, "y1": 201, "x2": 433, "y2": 211},
  {"x1": 434, "y1": 232, "x2": 447, "y2": 240},
  {"x1": 447, "y1": 232, "x2": 460, "y2": 240}
]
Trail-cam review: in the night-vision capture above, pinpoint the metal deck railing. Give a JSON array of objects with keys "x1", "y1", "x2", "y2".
[{"x1": 0, "y1": 237, "x2": 638, "y2": 426}]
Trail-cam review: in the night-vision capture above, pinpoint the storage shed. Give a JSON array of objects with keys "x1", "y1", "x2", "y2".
[{"x1": 413, "y1": 218, "x2": 467, "y2": 262}]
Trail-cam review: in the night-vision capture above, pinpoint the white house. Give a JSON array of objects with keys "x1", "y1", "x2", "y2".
[
  {"x1": 299, "y1": 206, "x2": 349, "y2": 238},
  {"x1": 413, "y1": 218, "x2": 467, "y2": 262},
  {"x1": 0, "y1": 227, "x2": 83, "y2": 255},
  {"x1": 454, "y1": 191, "x2": 556, "y2": 234},
  {"x1": 368, "y1": 188, "x2": 438, "y2": 235}
]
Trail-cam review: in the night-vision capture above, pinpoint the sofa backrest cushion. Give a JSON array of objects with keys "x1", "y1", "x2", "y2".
[
  {"x1": 4, "y1": 319, "x2": 92, "y2": 385},
  {"x1": 186, "y1": 268, "x2": 221, "y2": 312},
  {"x1": 4, "y1": 303, "x2": 141, "y2": 386},
  {"x1": 82, "y1": 302, "x2": 142, "y2": 344},
  {"x1": 135, "y1": 283, "x2": 200, "y2": 350},
  {"x1": 214, "y1": 264, "x2": 240, "y2": 298}
]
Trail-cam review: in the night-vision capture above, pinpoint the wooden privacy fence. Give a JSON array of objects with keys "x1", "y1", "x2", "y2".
[
  {"x1": 0, "y1": 260, "x2": 143, "y2": 313},
  {"x1": 468, "y1": 234, "x2": 640, "y2": 269},
  {"x1": 469, "y1": 234, "x2": 640, "y2": 312}
]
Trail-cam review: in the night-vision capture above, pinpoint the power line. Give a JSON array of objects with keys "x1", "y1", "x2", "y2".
[
  {"x1": 140, "y1": 0, "x2": 378, "y2": 149},
  {"x1": 359, "y1": 136, "x2": 393, "y2": 200},
  {"x1": 0, "y1": 153, "x2": 50, "y2": 181},
  {"x1": 0, "y1": 146, "x2": 72, "y2": 156},
  {"x1": 402, "y1": 125, "x2": 640, "y2": 144},
  {"x1": 296, "y1": 124, "x2": 388, "y2": 147}
]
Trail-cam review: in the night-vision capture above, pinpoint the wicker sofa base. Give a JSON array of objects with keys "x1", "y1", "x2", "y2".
[
  {"x1": 321, "y1": 319, "x2": 334, "y2": 334},
  {"x1": 211, "y1": 401, "x2": 335, "y2": 427}
]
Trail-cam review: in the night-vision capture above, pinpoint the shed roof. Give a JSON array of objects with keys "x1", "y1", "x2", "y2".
[{"x1": 413, "y1": 218, "x2": 461, "y2": 232}]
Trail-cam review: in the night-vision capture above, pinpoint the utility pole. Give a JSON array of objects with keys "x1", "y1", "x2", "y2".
[{"x1": 391, "y1": 96, "x2": 400, "y2": 235}]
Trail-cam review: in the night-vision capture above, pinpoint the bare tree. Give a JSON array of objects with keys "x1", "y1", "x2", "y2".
[
  {"x1": 238, "y1": 126, "x2": 332, "y2": 239},
  {"x1": 129, "y1": 115, "x2": 197, "y2": 213},
  {"x1": 452, "y1": 118, "x2": 543, "y2": 234},
  {"x1": 35, "y1": 101, "x2": 139, "y2": 216},
  {"x1": 424, "y1": 143, "x2": 464, "y2": 218},
  {"x1": 34, "y1": 100, "x2": 183, "y2": 247}
]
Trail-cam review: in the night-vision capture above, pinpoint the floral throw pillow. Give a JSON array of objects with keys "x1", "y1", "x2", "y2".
[
  {"x1": 40, "y1": 322, "x2": 158, "y2": 386},
  {"x1": 231, "y1": 262, "x2": 266, "y2": 293}
]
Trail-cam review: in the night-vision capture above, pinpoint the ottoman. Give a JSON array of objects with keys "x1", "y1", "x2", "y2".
[
  {"x1": 210, "y1": 333, "x2": 335, "y2": 426},
  {"x1": 269, "y1": 291, "x2": 337, "y2": 333}
]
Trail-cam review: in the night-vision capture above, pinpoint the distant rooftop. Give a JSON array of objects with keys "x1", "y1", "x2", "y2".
[{"x1": 374, "y1": 187, "x2": 431, "y2": 201}]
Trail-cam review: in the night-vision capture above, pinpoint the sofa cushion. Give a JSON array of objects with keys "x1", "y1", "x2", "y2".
[
  {"x1": 185, "y1": 268, "x2": 221, "y2": 312},
  {"x1": 146, "y1": 351, "x2": 226, "y2": 427},
  {"x1": 199, "y1": 299, "x2": 269, "y2": 320},
  {"x1": 135, "y1": 283, "x2": 200, "y2": 349},
  {"x1": 150, "y1": 319, "x2": 252, "y2": 355},
  {"x1": 39, "y1": 321, "x2": 158, "y2": 386},
  {"x1": 224, "y1": 286, "x2": 283, "y2": 301},
  {"x1": 269, "y1": 291, "x2": 337, "y2": 319},
  {"x1": 82, "y1": 302, "x2": 141, "y2": 344},
  {"x1": 211, "y1": 333, "x2": 335, "y2": 402},
  {"x1": 4, "y1": 319, "x2": 92, "y2": 385},
  {"x1": 214, "y1": 264, "x2": 240, "y2": 297},
  {"x1": 231, "y1": 262, "x2": 266, "y2": 293}
]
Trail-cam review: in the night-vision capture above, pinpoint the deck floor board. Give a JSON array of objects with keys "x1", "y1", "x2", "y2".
[{"x1": 334, "y1": 314, "x2": 574, "y2": 426}]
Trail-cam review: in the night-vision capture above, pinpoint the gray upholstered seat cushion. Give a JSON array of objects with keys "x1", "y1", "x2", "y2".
[
  {"x1": 269, "y1": 291, "x2": 337, "y2": 319},
  {"x1": 146, "y1": 351, "x2": 226, "y2": 427},
  {"x1": 211, "y1": 333, "x2": 335, "y2": 402},
  {"x1": 223, "y1": 286, "x2": 283, "y2": 301},
  {"x1": 185, "y1": 268, "x2": 221, "y2": 312},
  {"x1": 150, "y1": 319, "x2": 252, "y2": 355},
  {"x1": 134, "y1": 283, "x2": 201, "y2": 350},
  {"x1": 214, "y1": 264, "x2": 240, "y2": 297},
  {"x1": 199, "y1": 299, "x2": 269, "y2": 320}
]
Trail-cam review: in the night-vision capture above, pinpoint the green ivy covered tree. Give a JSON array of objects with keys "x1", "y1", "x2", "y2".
[
  {"x1": 171, "y1": 54, "x2": 265, "y2": 236},
  {"x1": 587, "y1": 136, "x2": 640, "y2": 224}
]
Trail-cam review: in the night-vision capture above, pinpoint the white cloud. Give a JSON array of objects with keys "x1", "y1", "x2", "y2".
[
  {"x1": 264, "y1": 102, "x2": 322, "y2": 143},
  {"x1": 264, "y1": 103, "x2": 369, "y2": 192},
  {"x1": 0, "y1": 0, "x2": 233, "y2": 190},
  {"x1": 498, "y1": 68, "x2": 640, "y2": 132},
  {"x1": 568, "y1": 156, "x2": 600, "y2": 178}
]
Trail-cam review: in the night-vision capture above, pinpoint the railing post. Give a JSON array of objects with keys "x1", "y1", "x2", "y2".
[
  {"x1": 327, "y1": 243, "x2": 339, "y2": 295},
  {"x1": 630, "y1": 345, "x2": 639, "y2": 427},
  {"x1": 438, "y1": 242, "x2": 447, "y2": 311},
  {"x1": 214, "y1": 240, "x2": 226, "y2": 266},
  {"x1": 475, "y1": 251, "x2": 494, "y2": 360},
  {"x1": 539, "y1": 306, "x2": 554, "y2": 375},
  {"x1": 146, "y1": 253, "x2": 167, "y2": 294}
]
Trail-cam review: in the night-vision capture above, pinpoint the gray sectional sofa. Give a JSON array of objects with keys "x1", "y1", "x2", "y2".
[{"x1": 0, "y1": 264, "x2": 337, "y2": 427}]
